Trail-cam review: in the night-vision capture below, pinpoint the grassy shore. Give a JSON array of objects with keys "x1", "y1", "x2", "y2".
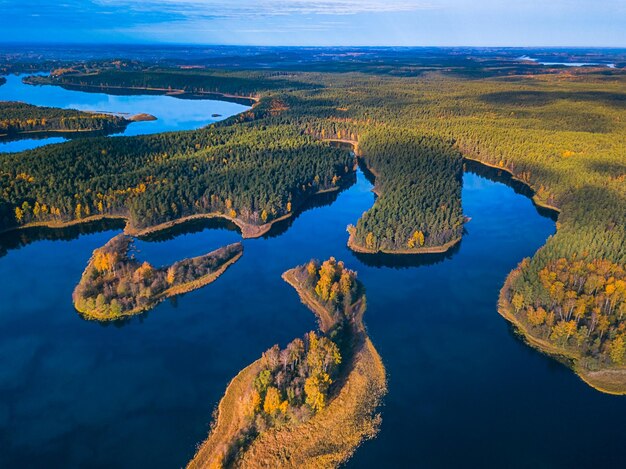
[
  {"x1": 498, "y1": 267, "x2": 626, "y2": 395},
  {"x1": 188, "y1": 267, "x2": 387, "y2": 468}
]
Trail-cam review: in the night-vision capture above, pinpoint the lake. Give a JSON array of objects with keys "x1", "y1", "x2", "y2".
[
  {"x1": 518, "y1": 55, "x2": 617, "y2": 68},
  {"x1": 0, "y1": 74, "x2": 250, "y2": 153},
  {"x1": 1, "y1": 84, "x2": 626, "y2": 469}
]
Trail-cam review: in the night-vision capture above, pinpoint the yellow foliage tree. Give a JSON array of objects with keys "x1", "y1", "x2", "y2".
[
  {"x1": 610, "y1": 336, "x2": 626, "y2": 365},
  {"x1": 407, "y1": 230, "x2": 425, "y2": 249},
  {"x1": 550, "y1": 320, "x2": 577, "y2": 344},
  {"x1": 304, "y1": 373, "x2": 331, "y2": 413},
  {"x1": 512, "y1": 293, "x2": 524, "y2": 313},
  {"x1": 14, "y1": 207, "x2": 23, "y2": 223},
  {"x1": 166, "y1": 266, "x2": 176, "y2": 285},
  {"x1": 306, "y1": 260, "x2": 318, "y2": 278},
  {"x1": 365, "y1": 232, "x2": 376, "y2": 250},
  {"x1": 527, "y1": 306, "x2": 547, "y2": 327},
  {"x1": 263, "y1": 386, "x2": 281, "y2": 415}
]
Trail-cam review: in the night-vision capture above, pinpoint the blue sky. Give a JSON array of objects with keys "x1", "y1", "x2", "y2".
[{"x1": 2, "y1": 0, "x2": 625, "y2": 46}]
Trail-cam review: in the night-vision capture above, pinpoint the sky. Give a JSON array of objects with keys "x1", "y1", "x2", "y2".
[{"x1": 1, "y1": 0, "x2": 625, "y2": 47}]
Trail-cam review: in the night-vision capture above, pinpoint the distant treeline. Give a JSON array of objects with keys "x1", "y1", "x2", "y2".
[{"x1": 26, "y1": 69, "x2": 318, "y2": 98}]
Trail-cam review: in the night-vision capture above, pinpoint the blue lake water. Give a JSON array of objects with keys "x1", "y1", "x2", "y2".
[
  {"x1": 0, "y1": 74, "x2": 250, "y2": 152},
  {"x1": 518, "y1": 55, "x2": 617, "y2": 68},
  {"x1": 1, "y1": 84, "x2": 626, "y2": 468}
]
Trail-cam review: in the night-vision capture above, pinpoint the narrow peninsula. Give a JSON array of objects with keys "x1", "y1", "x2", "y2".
[
  {"x1": 73, "y1": 234, "x2": 243, "y2": 320},
  {"x1": 189, "y1": 258, "x2": 387, "y2": 468},
  {"x1": 345, "y1": 129, "x2": 465, "y2": 255}
]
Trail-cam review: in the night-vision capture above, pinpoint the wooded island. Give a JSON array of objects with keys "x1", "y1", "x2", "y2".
[{"x1": 73, "y1": 234, "x2": 243, "y2": 320}]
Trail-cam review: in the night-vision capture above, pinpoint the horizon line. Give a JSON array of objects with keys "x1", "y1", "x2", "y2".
[{"x1": 1, "y1": 42, "x2": 626, "y2": 50}]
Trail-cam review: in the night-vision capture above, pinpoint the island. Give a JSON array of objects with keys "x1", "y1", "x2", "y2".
[
  {"x1": 72, "y1": 234, "x2": 243, "y2": 320},
  {"x1": 188, "y1": 258, "x2": 387, "y2": 468},
  {"x1": 0, "y1": 101, "x2": 149, "y2": 141}
]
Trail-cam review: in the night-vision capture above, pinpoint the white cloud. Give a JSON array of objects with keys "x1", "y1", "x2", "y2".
[{"x1": 96, "y1": 0, "x2": 436, "y2": 19}]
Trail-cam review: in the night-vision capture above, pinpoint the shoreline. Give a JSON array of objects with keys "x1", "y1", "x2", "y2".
[
  {"x1": 281, "y1": 269, "x2": 338, "y2": 332},
  {"x1": 462, "y1": 154, "x2": 561, "y2": 215},
  {"x1": 24, "y1": 77, "x2": 260, "y2": 106},
  {"x1": 498, "y1": 267, "x2": 626, "y2": 395},
  {"x1": 0, "y1": 125, "x2": 129, "y2": 141},
  {"x1": 347, "y1": 232, "x2": 462, "y2": 256},
  {"x1": 324, "y1": 137, "x2": 560, "y2": 257},
  {"x1": 0, "y1": 185, "x2": 342, "y2": 239},
  {"x1": 75, "y1": 249, "x2": 243, "y2": 321}
]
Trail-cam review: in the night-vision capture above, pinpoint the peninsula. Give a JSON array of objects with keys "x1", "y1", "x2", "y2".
[
  {"x1": 73, "y1": 234, "x2": 243, "y2": 320},
  {"x1": 188, "y1": 258, "x2": 387, "y2": 467},
  {"x1": 0, "y1": 101, "x2": 144, "y2": 141}
]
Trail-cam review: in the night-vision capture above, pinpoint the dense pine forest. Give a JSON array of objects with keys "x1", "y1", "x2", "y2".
[
  {"x1": 0, "y1": 118, "x2": 352, "y2": 231},
  {"x1": 73, "y1": 234, "x2": 243, "y2": 319},
  {"x1": 0, "y1": 101, "x2": 129, "y2": 139},
  {"x1": 348, "y1": 129, "x2": 464, "y2": 252},
  {"x1": 25, "y1": 69, "x2": 309, "y2": 101},
  {"x1": 1, "y1": 58, "x2": 625, "y2": 384}
]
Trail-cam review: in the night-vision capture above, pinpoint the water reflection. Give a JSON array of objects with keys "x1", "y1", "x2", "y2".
[
  {"x1": 264, "y1": 172, "x2": 357, "y2": 239},
  {"x1": 137, "y1": 217, "x2": 241, "y2": 243},
  {"x1": 0, "y1": 218, "x2": 125, "y2": 258},
  {"x1": 353, "y1": 238, "x2": 463, "y2": 269},
  {"x1": 463, "y1": 159, "x2": 559, "y2": 221}
]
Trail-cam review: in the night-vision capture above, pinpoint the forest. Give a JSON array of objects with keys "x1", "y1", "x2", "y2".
[
  {"x1": 190, "y1": 258, "x2": 386, "y2": 468},
  {"x1": 0, "y1": 116, "x2": 353, "y2": 232},
  {"x1": 73, "y1": 234, "x2": 243, "y2": 319},
  {"x1": 2, "y1": 58, "x2": 626, "y2": 386},
  {"x1": 0, "y1": 101, "x2": 129, "y2": 139}
]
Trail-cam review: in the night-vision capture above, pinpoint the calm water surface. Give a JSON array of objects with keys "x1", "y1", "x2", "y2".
[
  {"x1": 0, "y1": 74, "x2": 250, "y2": 152},
  {"x1": 1, "y1": 88, "x2": 626, "y2": 469}
]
